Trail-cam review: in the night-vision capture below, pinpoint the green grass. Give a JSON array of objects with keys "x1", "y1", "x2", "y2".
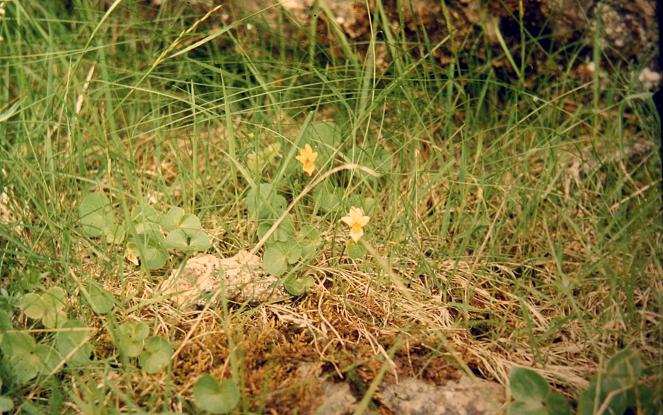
[{"x1": 0, "y1": 1, "x2": 661, "y2": 413}]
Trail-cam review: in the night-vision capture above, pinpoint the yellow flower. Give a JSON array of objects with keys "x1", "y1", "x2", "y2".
[
  {"x1": 341, "y1": 207, "x2": 370, "y2": 242},
  {"x1": 295, "y1": 144, "x2": 318, "y2": 176}
]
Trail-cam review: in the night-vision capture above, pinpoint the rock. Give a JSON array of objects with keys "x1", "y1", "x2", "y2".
[
  {"x1": 380, "y1": 376, "x2": 505, "y2": 415},
  {"x1": 314, "y1": 381, "x2": 357, "y2": 415},
  {"x1": 160, "y1": 251, "x2": 286, "y2": 307}
]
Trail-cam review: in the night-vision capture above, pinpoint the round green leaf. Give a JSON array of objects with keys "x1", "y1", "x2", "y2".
[
  {"x1": 179, "y1": 214, "x2": 202, "y2": 234},
  {"x1": 605, "y1": 348, "x2": 641, "y2": 385},
  {"x1": 545, "y1": 392, "x2": 571, "y2": 415},
  {"x1": 19, "y1": 293, "x2": 45, "y2": 320},
  {"x1": 164, "y1": 229, "x2": 189, "y2": 250},
  {"x1": 263, "y1": 246, "x2": 287, "y2": 277},
  {"x1": 299, "y1": 225, "x2": 321, "y2": 258},
  {"x1": 506, "y1": 400, "x2": 547, "y2": 415},
  {"x1": 346, "y1": 240, "x2": 367, "y2": 259},
  {"x1": 86, "y1": 283, "x2": 115, "y2": 315},
  {"x1": 193, "y1": 374, "x2": 240, "y2": 414},
  {"x1": 187, "y1": 230, "x2": 211, "y2": 251},
  {"x1": 139, "y1": 336, "x2": 173, "y2": 374},
  {"x1": 34, "y1": 344, "x2": 59, "y2": 374},
  {"x1": 116, "y1": 321, "x2": 149, "y2": 358},
  {"x1": 509, "y1": 367, "x2": 550, "y2": 402},
  {"x1": 56, "y1": 320, "x2": 92, "y2": 366},
  {"x1": 141, "y1": 245, "x2": 169, "y2": 270},
  {"x1": 10, "y1": 351, "x2": 41, "y2": 383},
  {"x1": 105, "y1": 223, "x2": 126, "y2": 244},
  {"x1": 79, "y1": 192, "x2": 114, "y2": 238},
  {"x1": 160, "y1": 207, "x2": 186, "y2": 232},
  {"x1": 284, "y1": 275, "x2": 315, "y2": 296},
  {"x1": 0, "y1": 396, "x2": 14, "y2": 412},
  {"x1": 0, "y1": 331, "x2": 35, "y2": 357}
]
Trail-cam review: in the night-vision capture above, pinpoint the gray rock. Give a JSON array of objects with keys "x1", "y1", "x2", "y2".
[{"x1": 380, "y1": 376, "x2": 505, "y2": 415}]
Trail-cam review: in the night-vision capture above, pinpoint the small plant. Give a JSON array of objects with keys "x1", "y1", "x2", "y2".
[
  {"x1": 138, "y1": 336, "x2": 173, "y2": 374},
  {"x1": 55, "y1": 320, "x2": 93, "y2": 367},
  {"x1": 82, "y1": 282, "x2": 115, "y2": 315},
  {"x1": 193, "y1": 374, "x2": 240, "y2": 414},
  {"x1": 18, "y1": 286, "x2": 67, "y2": 328},
  {"x1": 577, "y1": 348, "x2": 656, "y2": 415},
  {"x1": 78, "y1": 192, "x2": 124, "y2": 244},
  {"x1": 78, "y1": 194, "x2": 212, "y2": 270},
  {"x1": 0, "y1": 330, "x2": 58, "y2": 384},
  {"x1": 507, "y1": 367, "x2": 571, "y2": 415},
  {"x1": 115, "y1": 321, "x2": 149, "y2": 358},
  {"x1": 245, "y1": 183, "x2": 321, "y2": 286},
  {"x1": 0, "y1": 379, "x2": 13, "y2": 413}
]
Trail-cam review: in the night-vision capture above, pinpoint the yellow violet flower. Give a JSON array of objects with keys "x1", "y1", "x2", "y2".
[
  {"x1": 296, "y1": 144, "x2": 318, "y2": 176},
  {"x1": 341, "y1": 207, "x2": 370, "y2": 242}
]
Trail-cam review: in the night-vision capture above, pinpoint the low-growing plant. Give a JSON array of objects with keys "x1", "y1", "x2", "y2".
[
  {"x1": 577, "y1": 348, "x2": 656, "y2": 415},
  {"x1": 115, "y1": 321, "x2": 149, "y2": 358},
  {"x1": 193, "y1": 374, "x2": 240, "y2": 414},
  {"x1": 78, "y1": 196, "x2": 212, "y2": 270},
  {"x1": 138, "y1": 336, "x2": 173, "y2": 374},
  {"x1": 18, "y1": 286, "x2": 67, "y2": 328},
  {"x1": 55, "y1": 320, "x2": 93, "y2": 367},
  {"x1": 507, "y1": 367, "x2": 571, "y2": 415},
  {"x1": 507, "y1": 348, "x2": 658, "y2": 415},
  {"x1": 0, "y1": 379, "x2": 13, "y2": 413}
]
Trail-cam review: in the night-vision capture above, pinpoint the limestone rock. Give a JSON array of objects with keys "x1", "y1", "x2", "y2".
[
  {"x1": 380, "y1": 376, "x2": 505, "y2": 415},
  {"x1": 160, "y1": 251, "x2": 285, "y2": 307}
]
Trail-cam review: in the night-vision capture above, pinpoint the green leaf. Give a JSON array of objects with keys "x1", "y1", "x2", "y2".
[
  {"x1": 130, "y1": 235, "x2": 169, "y2": 270},
  {"x1": 34, "y1": 344, "x2": 59, "y2": 374},
  {"x1": 346, "y1": 240, "x2": 367, "y2": 259},
  {"x1": 86, "y1": 283, "x2": 115, "y2": 315},
  {"x1": 10, "y1": 351, "x2": 41, "y2": 383},
  {"x1": 0, "y1": 396, "x2": 14, "y2": 412},
  {"x1": 131, "y1": 204, "x2": 162, "y2": 224},
  {"x1": 303, "y1": 121, "x2": 342, "y2": 161},
  {"x1": 19, "y1": 293, "x2": 45, "y2": 320},
  {"x1": 116, "y1": 321, "x2": 149, "y2": 358},
  {"x1": 246, "y1": 183, "x2": 287, "y2": 220},
  {"x1": 545, "y1": 392, "x2": 571, "y2": 415},
  {"x1": 164, "y1": 229, "x2": 189, "y2": 250},
  {"x1": 179, "y1": 214, "x2": 202, "y2": 235},
  {"x1": 164, "y1": 229, "x2": 211, "y2": 252},
  {"x1": 506, "y1": 400, "x2": 547, "y2": 415},
  {"x1": 193, "y1": 374, "x2": 240, "y2": 414},
  {"x1": 161, "y1": 207, "x2": 202, "y2": 234},
  {"x1": 273, "y1": 240, "x2": 302, "y2": 265},
  {"x1": 79, "y1": 192, "x2": 115, "y2": 238},
  {"x1": 509, "y1": 368, "x2": 550, "y2": 402},
  {"x1": 313, "y1": 182, "x2": 343, "y2": 213},
  {"x1": 605, "y1": 348, "x2": 641, "y2": 386},
  {"x1": 283, "y1": 275, "x2": 315, "y2": 296},
  {"x1": 105, "y1": 223, "x2": 125, "y2": 244},
  {"x1": 139, "y1": 336, "x2": 173, "y2": 374},
  {"x1": 298, "y1": 225, "x2": 321, "y2": 257},
  {"x1": 56, "y1": 320, "x2": 92, "y2": 366},
  {"x1": 142, "y1": 245, "x2": 168, "y2": 270},
  {"x1": 41, "y1": 287, "x2": 68, "y2": 328},
  {"x1": 187, "y1": 230, "x2": 212, "y2": 251},
  {"x1": 0, "y1": 331, "x2": 35, "y2": 357},
  {"x1": 160, "y1": 207, "x2": 187, "y2": 232},
  {"x1": 263, "y1": 246, "x2": 288, "y2": 277}
]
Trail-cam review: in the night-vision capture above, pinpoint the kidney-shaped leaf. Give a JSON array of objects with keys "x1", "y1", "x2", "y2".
[
  {"x1": 116, "y1": 321, "x2": 149, "y2": 358},
  {"x1": 79, "y1": 192, "x2": 114, "y2": 238},
  {"x1": 56, "y1": 320, "x2": 93, "y2": 366},
  {"x1": 193, "y1": 374, "x2": 240, "y2": 414},
  {"x1": 139, "y1": 336, "x2": 173, "y2": 374}
]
